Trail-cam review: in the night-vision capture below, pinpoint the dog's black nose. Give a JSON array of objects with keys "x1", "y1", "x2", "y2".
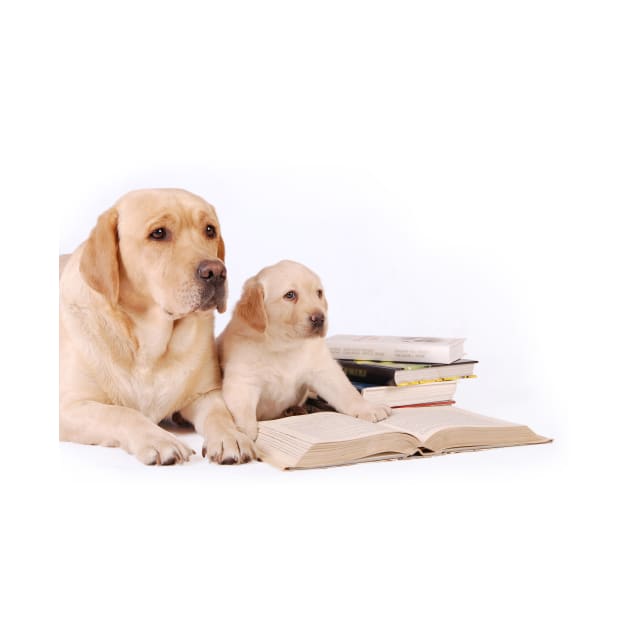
[
  {"x1": 310, "y1": 312, "x2": 325, "y2": 329},
  {"x1": 197, "y1": 260, "x2": 226, "y2": 284}
]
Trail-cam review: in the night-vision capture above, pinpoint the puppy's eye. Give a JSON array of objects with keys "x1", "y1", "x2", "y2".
[
  {"x1": 149, "y1": 228, "x2": 168, "y2": 241},
  {"x1": 317, "y1": 289, "x2": 323, "y2": 298},
  {"x1": 206, "y1": 225, "x2": 216, "y2": 239},
  {"x1": 284, "y1": 291, "x2": 297, "y2": 301}
]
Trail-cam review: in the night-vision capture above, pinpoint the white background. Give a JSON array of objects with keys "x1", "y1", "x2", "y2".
[{"x1": 2, "y1": 1, "x2": 629, "y2": 628}]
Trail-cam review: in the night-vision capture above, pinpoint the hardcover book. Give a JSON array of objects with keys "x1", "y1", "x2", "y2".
[
  {"x1": 326, "y1": 335, "x2": 466, "y2": 364},
  {"x1": 255, "y1": 406, "x2": 551, "y2": 470},
  {"x1": 339, "y1": 358, "x2": 478, "y2": 386},
  {"x1": 353, "y1": 379, "x2": 459, "y2": 407}
]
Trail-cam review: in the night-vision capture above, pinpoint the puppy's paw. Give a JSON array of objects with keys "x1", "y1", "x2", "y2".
[
  {"x1": 351, "y1": 401, "x2": 392, "y2": 423},
  {"x1": 202, "y1": 428, "x2": 256, "y2": 465},
  {"x1": 234, "y1": 416, "x2": 259, "y2": 441},
  {"x1": 281, "y1": 405, "x2": 308, "y2": 417},
  {"x1": 131, "y1": 429, "x2": 195, "y2": 465}
]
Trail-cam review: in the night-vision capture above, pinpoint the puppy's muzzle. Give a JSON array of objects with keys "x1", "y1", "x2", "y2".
[
  {"x1": 197, "y1": 259, "x2": 227, "y2": 310},
  {"x1": 310, "y1": 311, "x2": 326, "y2": 335}
]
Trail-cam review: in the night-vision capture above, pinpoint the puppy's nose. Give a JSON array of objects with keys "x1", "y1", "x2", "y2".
[
  {"x1": 197, "y1": 260, "x2": 226, "y2": 284},
  {"x1": 310, "y1": 312, "x2": 325, "y2": 329}
]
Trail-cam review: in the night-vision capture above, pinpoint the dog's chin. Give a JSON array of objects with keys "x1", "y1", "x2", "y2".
[
  {"x1": 198, "y1": 299, "x2": 218, "y2": 312},
  {"x1": 199, "y1": 288, "x2": 226, "y2": 314},
  {"x1": 162, "y1": 288, "x2": 225, "y2": 319},
  {"x1": 301, "y1": 326, "x2": 327, "y2": 339},
  {"x1": 163, "y1": 305, "x2": 219, "y2": 320},
  {"x1": 162, "y1": 299, "x2": 220, "y2": 320}
]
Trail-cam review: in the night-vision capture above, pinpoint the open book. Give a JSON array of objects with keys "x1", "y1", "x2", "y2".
[{"x1": 255, "y1": 406, "x2": 551, "y2": 470}]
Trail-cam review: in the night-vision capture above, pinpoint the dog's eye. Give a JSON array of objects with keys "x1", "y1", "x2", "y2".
[
  {"x1": 284, "y1": 291, "x2": 297, "y2": 301},
  {"x1": 206, "y1": 225, "x2": 216, "y2": 239},
  {"x1": 317, "y1": 290, "x2": 323, "y2": 298},
  {"x1": 149, "y1": 228, "x2": 168, "y2": 241}
]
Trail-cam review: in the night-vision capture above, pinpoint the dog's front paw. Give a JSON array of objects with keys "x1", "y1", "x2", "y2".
[
  {"x1": 130, "y1": 427, "x2": 195, "y2": 465},
  {"x1": 233, "y1": 416, "x2": 259, "y2": 441},
  {"x1": 350, "y1": 401, "x2": 392, "y2": 422},
  {"x1": 202, "y1": 428, "x2": 256, "y2": 465}
]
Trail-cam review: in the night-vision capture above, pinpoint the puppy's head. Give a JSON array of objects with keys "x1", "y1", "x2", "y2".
[
  {"x1": 80, "y1": 188, "x2": 227, "y2": 317},
  {"x1": 236, "y1": 260, "x2": 328, "y2": 339}
]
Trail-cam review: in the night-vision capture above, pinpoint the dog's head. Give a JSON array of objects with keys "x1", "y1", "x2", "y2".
[
  {"x1": 80, "y1": 188, "x2": 227, "y2": 317},
  {"x1": 235, "y1": 260, "x2": 328, "y2": 339}
]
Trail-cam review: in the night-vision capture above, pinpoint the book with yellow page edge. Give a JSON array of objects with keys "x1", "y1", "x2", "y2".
[
  {"x1": 338, "y1": 358, "x2": 478, "y2": 386},
  {"x1": 255, "y1": 406, "x2": 551, "y2": 470}
]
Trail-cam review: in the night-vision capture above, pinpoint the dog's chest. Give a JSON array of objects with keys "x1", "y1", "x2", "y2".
[
  {"x1": 257, "y1": 359, "x2": 310, "y2": 418},
  {"x1": 122, "y1": 360, "x2": 193, "y2": 419},
  {"x1": 107, "y1": 317, "x2": 212, "y2": 420}
]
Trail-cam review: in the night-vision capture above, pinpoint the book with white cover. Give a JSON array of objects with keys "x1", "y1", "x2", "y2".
[
  {"x1": 326, "y1": 335, "x2": 465, "y2": 364},
  {"x1": 354, "y1": 379, "x2": 458, "y2": 407}
]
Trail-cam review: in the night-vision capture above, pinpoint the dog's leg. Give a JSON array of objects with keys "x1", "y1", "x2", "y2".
[
  {"x1": 60, "y1": 401, "x2": 195, "y2": 465},
  {"x1": 221, "y1": 381, "x2": 261, "y2": 441},
  {"x1": 309, "y1": 353, "x2": 392, "y2": 422},
  {"x1": 180, "y1": 390, "x2": 256, "y2": 465}
]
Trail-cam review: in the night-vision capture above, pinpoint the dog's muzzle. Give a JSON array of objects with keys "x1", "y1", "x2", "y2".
[
  {"x1": 197, "y1": 259, "x2": 227, "y2": 310},
  {"x1": 309, "y1": 311, "x2": 326, "y2": 336}
]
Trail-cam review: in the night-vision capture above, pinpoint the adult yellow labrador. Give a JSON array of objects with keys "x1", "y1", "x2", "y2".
[{"x1": 59, "y1": 188, "x2": 255, "y2": 465}]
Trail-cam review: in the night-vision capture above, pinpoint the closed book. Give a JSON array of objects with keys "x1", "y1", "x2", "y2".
[
  {"x1": 326, "y1": 335, "x2": 465, "y2": 364},
  {"x1": 353, "y1": 380, "x2": 458, "y2": 407},
  {"x1": 338, "y1": 358, "x2": 478, "y2": 386}
]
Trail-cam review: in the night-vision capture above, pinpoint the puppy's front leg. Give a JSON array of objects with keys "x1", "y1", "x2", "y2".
[
  {"x1": 310, "y1": 352, "x2": 392, "y2": 422},
  {"x1": 221, "y1": 381, "x2": 261, "y2": 441},
  {"x1": 181, "y1": 390, "x2": 255, "y2": 465}
]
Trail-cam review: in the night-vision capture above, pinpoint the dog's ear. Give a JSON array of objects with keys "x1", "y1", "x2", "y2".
[
  {"x1": 217, "y1": 234, "x2": 226, "y2": 263},
  {"x1": 80, "y1": 207, "x2": 120, "y2": 305},
  {"x1": 236, "y1": 280, "x2": 267, "y2": 333}
]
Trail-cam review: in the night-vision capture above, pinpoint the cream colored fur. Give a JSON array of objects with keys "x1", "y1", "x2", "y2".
[
  {"x1": 218, "y1": 260, "x2": 391, "y2": 440},
  {"x1": 59, "y1": 188, "x2": 254, "y2": 465}
]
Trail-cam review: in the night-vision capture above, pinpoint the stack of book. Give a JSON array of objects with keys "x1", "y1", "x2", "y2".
[{"x1": 326, "y1": 335, "x2": 477, "y2": 408}]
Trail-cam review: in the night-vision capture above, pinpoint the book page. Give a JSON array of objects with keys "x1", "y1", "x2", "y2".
[
  {"x1": 258, "y1": 412, "x2": 398, "y2": 445},
  {"x1": 380, "y1": 406, "x2": 523, "y2": 442},
  {"x1": 256, "y1": 408, "x2": 549, "y2": 469}
]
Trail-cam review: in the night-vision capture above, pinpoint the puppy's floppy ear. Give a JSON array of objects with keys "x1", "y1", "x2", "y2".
[
  {"x1": 235, "y1": 280, "x2": 267, "y2": 333},
  {"x1": 80, "y1": 207, "x2": 120, "y2": 304}
]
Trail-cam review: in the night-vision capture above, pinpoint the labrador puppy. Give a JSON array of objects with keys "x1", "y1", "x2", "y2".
[
  {"x1": 218, "y1": 260, "x2": 392, "y2": 440},
  {"x1": 59, "y1": 188, "x2": 255, "y2": 465}
]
